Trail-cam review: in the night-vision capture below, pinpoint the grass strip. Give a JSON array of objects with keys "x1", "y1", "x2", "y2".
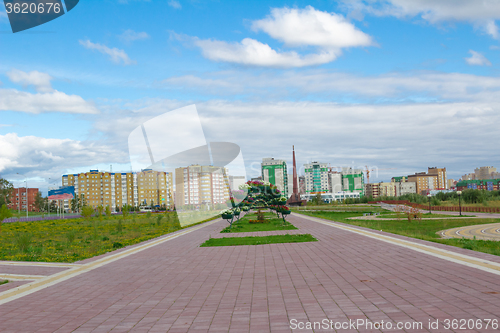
[
  {"x1": 0, "y1": 213, "x2": 220, "y2": 263},
  {"x1": 0, "y1": 280, "x2": 8, "y2": 286},
  {"x1": 298, "y1": 211, "x2": 500, "y2": 256},
  {"x1": 201, "y1": 234, "x2": 317, "y2": 247},
  {"x1": 221, "y1": 211, "x2": 297, "y2": 233}
]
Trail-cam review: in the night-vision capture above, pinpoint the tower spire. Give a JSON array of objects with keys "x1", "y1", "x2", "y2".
[{"x1": 287, "y1": 145, "x2": 304, "y2": 206}]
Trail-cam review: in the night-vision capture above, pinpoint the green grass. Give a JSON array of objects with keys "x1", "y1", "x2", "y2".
[
  {"x1": 0, "y1": 213, "x2": 218, "y2": 263},
  {"x1": 297, "y1": 211, "x2": 500, "y2": 256},
  {"x1": 0, "y1": 280, "x2": 8, "y2": 286},
  {"x1": 200, "y1": 234, "x2": 317, "y2": 247},
  {"x1": 220, "y1": 211, "x2": 297, "y2": 233},
  {"x1": 376, "y1": 212, "x2": 459, "y2": 219}
]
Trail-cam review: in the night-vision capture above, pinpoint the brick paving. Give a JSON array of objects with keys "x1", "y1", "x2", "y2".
[{"x1": 0, "y1": 213, "x2": 499, "y2": 332}]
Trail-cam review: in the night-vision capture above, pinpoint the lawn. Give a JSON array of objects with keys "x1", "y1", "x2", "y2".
[
  {"x1": 297, "y1": 211, "x2": 500, "y2": 256},
  {"x1": 200, "y1": 234, "x2": 317, "y2": 247},
  {"x1": 376, "y1": 212, "x2": 460, "y2": 219},
  {"x1": 0, "y1": 213, "x2": 215, "y2": 263},
  {"x1": 220, "y1": 211, "x2": 297, "y2": 233}
]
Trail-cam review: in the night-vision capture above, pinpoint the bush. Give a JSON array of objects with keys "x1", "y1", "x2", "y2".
[{"x1": 14, "y1": 232, "x2": 33, "y2": 253}]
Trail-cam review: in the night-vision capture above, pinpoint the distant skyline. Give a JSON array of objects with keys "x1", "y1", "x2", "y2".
[{"x1": 1, "y1": 0, "x2": 500, "y2": 195}]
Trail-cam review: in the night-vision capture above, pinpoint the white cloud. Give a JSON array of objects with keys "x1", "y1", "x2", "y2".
[
  {"x1": 465, "y1": 50, "x2": 492, "y2": 66},
  {"x1": 485, "y1": 20, "x2": 500, "y2": 39},
  {"x1": 119, "y1": 29, "x2": 150, "y2": 43},
  {"x1": 6, "y1": 69, "x2": 54, "y2": 93},
  {"x1": 168, "y1": 0, "x2": 181, "y2": 9},
  {"x1": 0, "y1": 88, "x2": 99, "y2": 114},
  {"x1": 194, "y1": 100, "x2": 500, "y2": 180},
  {"x1": 173, "y1": 6, "x2": 373, "y2": 67},
  {"x1": 251, "y1": 6, "x2": 374, "y2": 48},
  {"x1": 193, "y1": 37, "x2": 339, "y2": 67},
  {"x1": 79, "y1": 39, "x2": 136, "y2": 65},
  {"x1": 162, "y1": 70, "x2": 500, "y2": 102},
  {"x1": 342, "y1": 0, "x2": 500, "y2": 39},
  {"x1": 0, "y1": 133, "x2": 127, "y2": 181}
]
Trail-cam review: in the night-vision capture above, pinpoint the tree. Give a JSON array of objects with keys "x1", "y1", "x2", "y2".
[
  {"x1": 81, "y1": 205, "x2": 94, "y2": 222},
  {"x1": 0, "y1": 178, "x2": 13, "y2": 208},
  {"x1": 122, "y1": 204, "x2": 130, "y2": 220},
  {"x1": 0, "y1": 204, "x2": 13, "y2": 233},
  {"x1": 97, "y1": 205, "x2": 104, "y2": 223},
  {"x1": 71, "y1": 196, "x2": 80, "y2": 213},
  {"x1": 105, "y1": 205, "x2": 111, "y2": 218},
  {"x1": 34, "y1": 192, "x2": 45, "y2": 212},
  {"x1": 312, "y1": 193, "x2": 323, "y2": 205},
  {"x1": 49, "y1": 200, "x2": 58, "y2": 213}
]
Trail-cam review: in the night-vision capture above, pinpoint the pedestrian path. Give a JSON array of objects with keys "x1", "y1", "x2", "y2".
[
  {"x1": 439, "y1": 222, "x2": 500, "y2": 241},
  {"x1": 0, "y1": 213, "x2": 499, "y2": 332}
]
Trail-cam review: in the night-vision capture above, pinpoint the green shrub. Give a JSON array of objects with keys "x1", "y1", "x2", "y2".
[{"x1": 14, "y1": 232, "x2": 33, "y2": 253}]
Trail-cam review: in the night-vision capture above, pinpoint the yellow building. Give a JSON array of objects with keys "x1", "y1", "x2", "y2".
[
  {"x1": 379, "y1": 182, "x2": 397, "y2": 197},
  {"x1": 137, "y1": 169, "x2": 173, "y2": 208},
  {"x1": 63, "y1": 169, "x2": 173, "y2": 211},
  {"x1": 427, "y1": 167, "x2": 447, "y2": 190}
]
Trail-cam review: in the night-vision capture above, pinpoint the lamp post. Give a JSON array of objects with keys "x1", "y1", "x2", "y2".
[
  {"x1": 457, "y1": 190, "x2": 462, "y2": 216},
  {"x1": 16, "y1": 173, "x2": 28, "y2": 218},
  {"x1": 427, "y1": 193, "x2": 432, "y2": 214}
]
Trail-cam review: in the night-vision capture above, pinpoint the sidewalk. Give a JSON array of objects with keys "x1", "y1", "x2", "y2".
[{"x1": 0, "y1": 214, "x2": 499, "y2": 332}]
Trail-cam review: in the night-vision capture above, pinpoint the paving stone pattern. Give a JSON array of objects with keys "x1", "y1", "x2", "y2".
[{"x1": 0, "y1": 213, "x2": 499, "y2": 332}]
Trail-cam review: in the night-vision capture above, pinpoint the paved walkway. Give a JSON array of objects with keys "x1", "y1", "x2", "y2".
[
  {"x1": 0, "y1": 213, "x2": 500, "y2": 332},
  {"x1": 439, "y1": 222, "x2": 500, "y2": 241}
]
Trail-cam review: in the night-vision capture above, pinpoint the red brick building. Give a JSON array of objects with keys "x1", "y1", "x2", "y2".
[{"x1": 7, "y1": 188, "x2": 39, "y2": 212}]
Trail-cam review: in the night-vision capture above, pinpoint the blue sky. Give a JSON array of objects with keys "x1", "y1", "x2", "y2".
[{"x1": 1, "y1": 0, "x2": 500, "y2": 194}]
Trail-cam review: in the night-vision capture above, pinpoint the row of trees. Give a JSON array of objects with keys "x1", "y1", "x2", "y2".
[{"x1": 309, "y1": 189, "x2": 500, "y2": 206}]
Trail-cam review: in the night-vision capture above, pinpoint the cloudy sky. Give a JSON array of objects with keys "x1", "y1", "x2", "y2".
[{"x1": 1, "y1": 0, "x2": 500, "y2": 194}]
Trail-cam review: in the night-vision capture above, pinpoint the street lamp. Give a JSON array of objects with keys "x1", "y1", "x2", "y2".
[
  {"x1": 457, "y1": 190, "x2": 462, "y2": 216},
  {"x1": 427, "y1": 193, "x2": 432, "y2": 214},
  {"x1": 17, "y1": 173, "x2": 28, "y2": 218}
]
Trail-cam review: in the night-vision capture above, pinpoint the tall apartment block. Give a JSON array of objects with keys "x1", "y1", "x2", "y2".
[
  {"x1": 175, "y1": 165, "x2": 230, "y2": 207},
  {"x1": 304, "y1": 162, "x2": 329, "y2": 194},
  {"x1": 62, "y1": 169, "x2": 173, "y2": 211},
  {"x1": 261, "y1": 158, "x2": 288, "y2": 197},
  {"x1": 137, "y1": 169, "x2": 174, "y2": 208}
]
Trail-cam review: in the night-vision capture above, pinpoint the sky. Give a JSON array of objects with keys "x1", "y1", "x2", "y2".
[{"x1": 1, "y1": 0, "x2": 500, "y2": 195}]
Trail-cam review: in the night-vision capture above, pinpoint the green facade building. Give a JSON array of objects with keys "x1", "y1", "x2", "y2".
[{"x1": 261, "y1": 158, "x2": 288, "y2": 197}]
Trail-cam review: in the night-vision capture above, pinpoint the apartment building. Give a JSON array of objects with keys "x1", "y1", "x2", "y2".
[
  {"x1": 261, "y1": 158, "x2": 288, "y2": 197},
  {"x1": 428, "y1": 167, "x2": 447, "y2": 190},
  {"x1": 462, "y1": 166, "x2": 500, "y2": 181},
  {"x1": 341, "y1": 167, "x2": 365, "y2": 196},
  {"x1": 365, "y1": 178, "x2": 416, "y2": 198},
  {"x1": 175, "y1": 165, "x2": 230, "y2": 207},
  {"x1": 379, "y1": 182, "x2": 397, "y2": 197},
  {"x1": 136, "y1": 169, "x2": 174, "y2": 208},
  {"x1": 456, "y1": 179, "x2": 500, "y2": 191},
  {"x1": 407, "y1": 167, "x2": 446, "y2": 195},
  {"x1": 328, "y1": 172, "x2": 342, "y2": 193},
  {"x1": 7, "y1": 187, "x2": 38, "y2": 212},
  {"x1": 62, "y1": 169, "x2": 173, "y2": 211},
  {"x1": 304, "y1": 162, "x2": 329, "y2": 194},
  {"x1": 365, "y1": 183, "x2": 380, "y2": 198}
]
